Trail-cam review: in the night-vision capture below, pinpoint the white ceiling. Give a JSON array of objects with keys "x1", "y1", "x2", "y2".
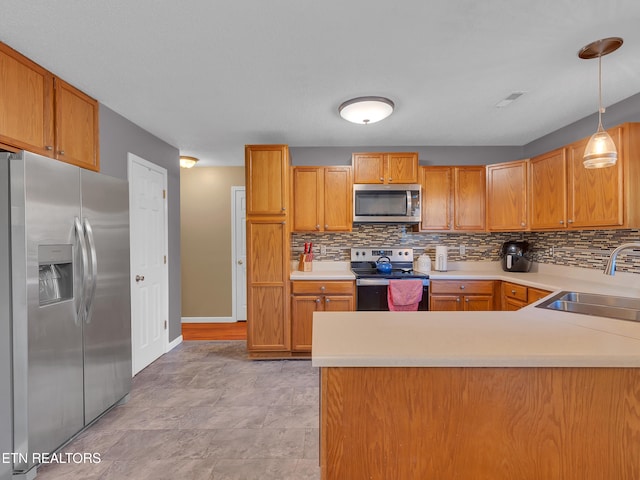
[{"x1": 2, "y1": 0, "x2": 640, "y2": 167}]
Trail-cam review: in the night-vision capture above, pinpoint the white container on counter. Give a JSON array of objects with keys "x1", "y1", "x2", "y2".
[
  {"x1": 416, "y1": 254, "x2": 431, "y2": 273},
  {"x1": 435, "y1": 245, "x2": 448, "y2": 271}
]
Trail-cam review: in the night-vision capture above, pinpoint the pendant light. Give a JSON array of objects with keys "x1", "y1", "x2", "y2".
[
  {"x1": 179, "y1": 156, "x2": 199, "y2": 168},
  {"x1": 578, "y1": 37, "x2": 623, "y2": 169},
  {"x1": 339, "y1": 96, "x2": 394, "y2": 124}
]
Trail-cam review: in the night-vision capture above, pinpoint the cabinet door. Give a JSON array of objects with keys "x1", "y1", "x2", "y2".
[
  {"x1": 323, "y1": 295, "x2": 354, "y2": 312},
  {"x1": 246, "y1": 219, "x2": 290, "y2": 351},
  {"x1": 527, "y1": 288, "x2": 552, "y2": 304},
  {"x1": 567, "y1": 128, "x2": 623, "y2": 228},
  {"x1": 421, "y1": 167, "x2": 452, "y2": 231},
  {"x1": 529, "y1": 148, "x2": 568, "y2": 230},
  {"x1": 54, "y1": 78, "x2": 99, "y2": 171},
  {"x1": 353, "y1": 153, "x2": 385, "y2": 183},
  {"x1": 429, "y1": 295, "x2": 462, "y2": 311},
  {"x1": 323, "y1": 167, "x2": 352, "y2": 231},
  {"x1": 246, "y1": 145, "x2": 289, "y2": 216},
  {"x1": 386, "y1": 153, "x2": 418, "y2": 183},
  {"x1": 453, "y1": 167, "x2": 486, "y2": 230},
  {"x1": 292, "y1": 167, "x2": 322, "y2": 231},
  {"x1": 503, "y1": 297, "x2": 526, "y2": 311},
  {"x1": 486, "y1": 160, "x2": 528, "y2": 231},
  {"x1": 0, "y1": 43, "x2": 54, "y2": 155},
  {"x1": 291, "y1": 295, "x2": 320, "y2": 352},
  {"x1": 463, "y1": 295, "x2": 494, "y2": 311}
]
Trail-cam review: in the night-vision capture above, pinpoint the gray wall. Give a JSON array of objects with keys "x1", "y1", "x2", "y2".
[
  {"x1": 524, "y1": 92, "x2": 640, "y2": 158},
  {"x1": 99, "y1": 105, "x2": 182, "y2": 342},
  {"x1": 289, "y1": 145, "x2": 524, "y2": 166}
]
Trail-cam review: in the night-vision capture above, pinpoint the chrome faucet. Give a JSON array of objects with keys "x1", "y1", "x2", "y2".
[{"x1": 604, "y1": 242, "x2": 640, "y2": 275}]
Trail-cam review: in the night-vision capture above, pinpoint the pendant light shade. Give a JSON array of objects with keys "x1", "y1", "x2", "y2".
[
  {"x1": 179, "y1": 156, "x2": 199, "y2": 168},
  {"x1": 339, "y1": 96, "x2": 394, "y2": 124},
  {"x1": 578, "y1": 37, "x2": 623, "y2": 169}
]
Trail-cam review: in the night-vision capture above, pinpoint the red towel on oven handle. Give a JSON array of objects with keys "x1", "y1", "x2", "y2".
[{"x1": 387, "y1": 279, "x2": 424, "y2": 311}]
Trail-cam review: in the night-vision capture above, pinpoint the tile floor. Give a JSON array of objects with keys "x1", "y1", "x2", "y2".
[{"x1": 35, "y1": 341, "x2": 321, "y2": 480}]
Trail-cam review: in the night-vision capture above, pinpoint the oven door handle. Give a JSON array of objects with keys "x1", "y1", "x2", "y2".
[{"x1": 356, "y1": 278, "x2": 429, "y2": 286}]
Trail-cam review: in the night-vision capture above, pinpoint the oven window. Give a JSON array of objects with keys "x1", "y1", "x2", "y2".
[
  {"x1": 354, "y1": 191, "x2": 408, "y2": 216},
  {"x1": 356, "y1": 284, "x2": 429, "y2": 311}
]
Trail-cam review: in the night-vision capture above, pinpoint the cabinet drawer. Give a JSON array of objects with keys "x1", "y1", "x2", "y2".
[
  {"x1": 528, "y1": 287, "x2": 552, "y2": 304},
  {"x1": 430, "y1": 280, "x2": 495, "y2": 295},
  {"x1": 291, "y1": 280, "x2": 354, "y2": 295},
  {"x1": 502, "y1": 282, "x2": 528, "y2": 302}
]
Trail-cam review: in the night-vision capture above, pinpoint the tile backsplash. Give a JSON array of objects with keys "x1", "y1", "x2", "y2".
[{"x1": 292, "y1": 225, "x2": 640, "y2": 274}]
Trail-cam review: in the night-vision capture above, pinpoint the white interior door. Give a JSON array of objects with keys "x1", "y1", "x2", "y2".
[
  {"x1": 128, "y1": 153, "x2": 168, "y2": 375},
  {"x1": 232, "y1": 187, "x2": 247, "y2": 321}
]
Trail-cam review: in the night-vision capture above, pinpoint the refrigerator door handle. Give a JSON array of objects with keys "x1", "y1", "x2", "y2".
[
  {"x1": 74, "y1": 217, "x2": 89, "y2": 324},
  {"x1": 83, "y1": 217, "x2": 98, "y2": 324}
]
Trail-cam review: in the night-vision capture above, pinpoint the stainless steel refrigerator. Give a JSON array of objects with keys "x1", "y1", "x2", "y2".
[{"x1": 7, "y1": 151, "x2": 132, "y2": 479}]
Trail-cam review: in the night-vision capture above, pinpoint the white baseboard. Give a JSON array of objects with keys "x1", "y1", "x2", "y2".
[
  {"x1": 167, "y1": 335, "x2": 183, "y2": 351},
  {"x1": 181, "y1": 316, "x2": 236, "y2": 323}
]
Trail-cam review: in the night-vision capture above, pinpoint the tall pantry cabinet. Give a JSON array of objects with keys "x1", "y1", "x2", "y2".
[{"x1": 245, "y1": 145, "x2": 291, "y2": 357}]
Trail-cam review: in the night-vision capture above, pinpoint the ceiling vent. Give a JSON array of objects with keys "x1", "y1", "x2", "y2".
[{"x1": 495, "y1": 92, "x2": 526, "y2": 108}]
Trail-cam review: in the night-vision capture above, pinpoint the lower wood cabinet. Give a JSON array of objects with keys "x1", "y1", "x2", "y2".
[
  {"x1": 502, "y1": 281, "x2": 552, "y2": 311},
  {"x1": 291, "y1": 280, "x2": 354, "y2": 352},
  {"x1": 429, "y1": 280, "x2": 498, "y2": 311}
]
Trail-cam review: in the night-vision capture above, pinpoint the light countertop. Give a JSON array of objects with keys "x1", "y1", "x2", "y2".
[{"x1": 310, "y1": 260, "x2": 640, "y2": 368}]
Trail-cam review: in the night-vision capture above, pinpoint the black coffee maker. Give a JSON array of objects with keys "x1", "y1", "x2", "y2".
[{"x1": 500, "y1": 241, "x2": 532, "y2": 272}]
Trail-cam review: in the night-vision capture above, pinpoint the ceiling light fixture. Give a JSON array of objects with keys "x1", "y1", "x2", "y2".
[
  {"x1": 179, "y1": 156, "x2": 199, "y2": 168},
  {"x1": 338, "y1": 96, "x2": 394, "y2": 125},
  {"x1": 578, "y1": 36, "x2": 623, "y2": 169}
]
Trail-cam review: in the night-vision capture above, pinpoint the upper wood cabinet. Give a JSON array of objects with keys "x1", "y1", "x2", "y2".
[
  {"x1": 0, "y1": 42, "x2": 54, "y2": 156},
  {"x1": 421, "y1": 166, "x2": 486, "y2": 231},
  {"x1": 567, "y1": 127, "x2": 624, "y2": 228},
  {"x1": 528, "y1": 124, "x2": 640, "y2": 230},
  {"x1": 0, "y1": 42, "x2": 100, "y2": 171},
  {"x1": 486, "y1": 160, "x2": 528, "y2": 231},
  {"x1": 54, "y1": 78, "x2": 99, "y2": 171},
  {"x1": 245, "y1": 145, "x2": 289, "y2": 216},
  {"x1": 292, "y1": 166, "x2": 352, "y2": 232},
  {"x1": 529, "y1": 148, "x2": 568, "y2": 230},
  {"x1": 352, "y1": 152, "x2": 418, "y2": 184}
]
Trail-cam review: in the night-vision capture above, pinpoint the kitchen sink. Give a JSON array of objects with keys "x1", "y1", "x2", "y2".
[{"x1": 536, "y1": 291, "x2": 640, "y2": 322}]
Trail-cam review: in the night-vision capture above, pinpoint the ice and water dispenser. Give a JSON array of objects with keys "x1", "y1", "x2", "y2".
[{"x1": 38, "y1": 244, "x2": 73, "y2": 306}]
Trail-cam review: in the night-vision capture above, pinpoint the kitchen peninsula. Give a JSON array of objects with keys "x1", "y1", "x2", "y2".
[{"x1": 313, "y1": 281, "x2": 640, "y2": 479}]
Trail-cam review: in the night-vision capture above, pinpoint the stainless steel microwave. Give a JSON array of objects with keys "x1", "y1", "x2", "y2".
[{"x1": 353, "y1": 184, "x2": 421, "y2": 224}]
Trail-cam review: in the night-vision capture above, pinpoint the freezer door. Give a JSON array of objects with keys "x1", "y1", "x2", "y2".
[
  {"x1": 10, "y1": 152, "x2": 84, "y2": 472},
  {"x1": 81, "y1": 169, "x2": 132, "y2": 424}
]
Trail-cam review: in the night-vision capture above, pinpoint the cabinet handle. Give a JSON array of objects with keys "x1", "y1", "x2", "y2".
[
  {"x1": 389, "y1": 178, "x2": 393, "y2": 182},
  {"x1": 324, "y1": 224, "x2": 329, "y2": 229},
  {"x1": 511, "y1": 290, "x2": 516, "y2": 294},
  {"x1": 521, "y1": 222, "x2": 526, "y2": 227},
  {"x1": 567, "y1": 219, "x2": 574, "y2": 224},
  {"x1": 379, "y1": 177, "x2": 384, "y2": 182},
  {"x1": 320, "y1": 286, "x2": 325, "y2": 291},
  {"x1": 460, "y1": 285, "x2": 465, "y2": 290},
  {"x1": 45, "y1": 146, "x2": 53, "y2": 151},
  {"x1": 315, "y1": 298, "x2": 321, "y2": 304},
  {"x1": 316, "y1": 224, "x2": 320, "y2": 230},
  {"x1": 325, "y1": 298, "x2": 330, "y2": 303},
  {"x1": 465, "y1": 298, "x2": 469, "y2": 302},
  {"x1": 282, "y1": 221, "x2": 286, "y2": 225},
  {"x1": 282, "y1": 207, "x2": 286, "y2": 211},
  {"x1": 559, "y1": 220, "x2": 564, "y2": 224},
  {"x1": 58, "y1": 150, "x2": 65, "y2": 155},
  {"x1": 456, "y1": 297, "x2": 461, "y2": 302}
]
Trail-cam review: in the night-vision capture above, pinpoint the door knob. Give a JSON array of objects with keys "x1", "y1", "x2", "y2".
[
  {"x1": 238, "y1": 260, "x2": 244, "y2": 265},
  {"x1": 135, "y1": 275, "x2": 145, "y2": 282}
]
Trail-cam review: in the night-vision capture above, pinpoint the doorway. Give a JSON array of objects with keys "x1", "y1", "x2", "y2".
[{"x1": 232, "y1": 187, "x2": 247, "y2": 321}]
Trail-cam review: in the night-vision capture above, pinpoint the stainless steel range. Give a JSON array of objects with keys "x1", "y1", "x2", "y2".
[{"x1": 351, "y1": 247, "x2": 429, "y2": 311}]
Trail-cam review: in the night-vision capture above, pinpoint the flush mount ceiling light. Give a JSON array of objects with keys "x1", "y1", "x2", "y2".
[
  {"x1": 338, "y1": 96, "x2": 395, "y2": 124},
  {"x1": 579, "y1": 37, "x2": 623, "y2": 169},
  {"x1": 179, "y1": 156, "x2": 199, "y2": 168}
]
